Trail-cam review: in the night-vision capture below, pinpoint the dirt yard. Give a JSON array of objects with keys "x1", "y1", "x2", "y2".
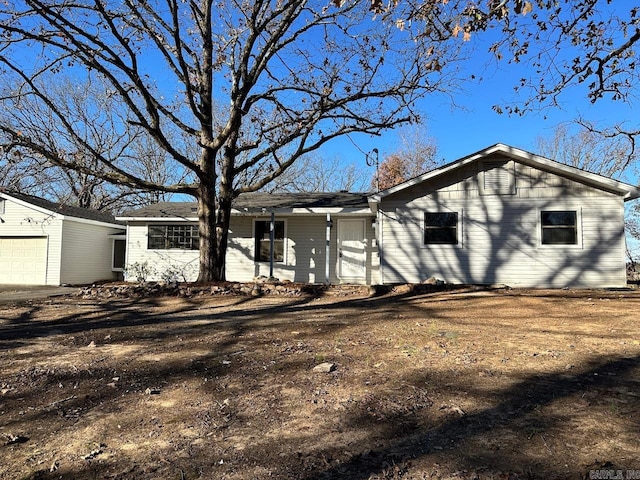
[{"x1": 1, "y1": 285, "x2": 639, "y2": 480}]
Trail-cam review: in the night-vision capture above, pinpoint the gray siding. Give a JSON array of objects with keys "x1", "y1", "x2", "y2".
[{"x1": 380, "y1": 156, "x2": 628, "y2": 287}]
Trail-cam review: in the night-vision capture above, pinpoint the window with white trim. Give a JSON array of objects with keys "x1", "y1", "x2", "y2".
[
  {"x1": 541, "y1": 211, "x2": 577, "y2": 245},
  {"x1": 424, "y1": 212, "x2": 458, "y2": 245},
  {"x1": 254, "y1": 220, "x2": 285, "y2": 262},
  {"x1": 148, "y1": 225, "x2": 199, "y2": 250}
]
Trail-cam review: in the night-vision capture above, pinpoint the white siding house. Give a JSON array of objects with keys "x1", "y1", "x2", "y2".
[
  {"x1": 370, "y1": 144, "x2": 640, "y2": 288},
  {"x1": 0, "y1": 191, "x2": 125, "y2": 285},
  {"x1": 119, "y1": 193, "x2": 379, "y2": 284},
  {"x1": 118, "y1": 144, "x2": 639, "y2": 289}
]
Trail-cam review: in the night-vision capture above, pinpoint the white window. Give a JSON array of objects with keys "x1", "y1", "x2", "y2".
[
  {"x1": 541, "y1": 211, "x2": 577, "y2": 245},
  {"x1": 254, "y1": 220, "x2": 285, "y2": 262},
  {"x1": 424, "y1": 212, "x2": 458, "y2": 245},
  {"x1": 148, "y1": 225, "x2": 199, "y2": 250}
]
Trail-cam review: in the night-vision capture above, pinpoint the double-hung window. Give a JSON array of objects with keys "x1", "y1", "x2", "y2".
[
  {"x1": 255, "y1": 220, "x2": 285, "y2": 262},
  {"x1": 148, "y1": 225, "x2": 199, "y2": 250},
  {"x1": 541, "y1": 211, "x2": 577, "y2": 245},
  {"x1": 424, "y1": 212, "x2": 458, "y2": 245}
]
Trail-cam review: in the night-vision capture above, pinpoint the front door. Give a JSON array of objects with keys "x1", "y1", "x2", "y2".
[{"x1": 338, "y1": 219, "x2": 366, "y2": 281}]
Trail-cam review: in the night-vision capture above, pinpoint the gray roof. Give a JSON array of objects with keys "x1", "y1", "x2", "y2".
[
  {"x1": 1, "y1": 190, "x2": 123, "y2": 225},
  {"x1": 121, "y1": 192, "x2": 371, "y2": 218}
]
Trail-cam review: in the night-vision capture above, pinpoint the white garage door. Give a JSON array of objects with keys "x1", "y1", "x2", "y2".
[{"x1": 0, "y1": 237, "x2": 48, "y2": 285}]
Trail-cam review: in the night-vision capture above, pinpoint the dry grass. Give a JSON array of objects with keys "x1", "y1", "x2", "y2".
[{"x1": 1, "y1": 287, "x2": 639, "y2": 479}]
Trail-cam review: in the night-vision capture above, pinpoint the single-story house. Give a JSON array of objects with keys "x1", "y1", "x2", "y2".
[
  {"x1": 0, "y1": 190, "x2": 125, "y2": 285},
  {"x1": 118, "y1": 191, "x2": 378, "y2": 284},
  {"x1": 119, "y1": 144, "x2": 640, "y2": 288}
]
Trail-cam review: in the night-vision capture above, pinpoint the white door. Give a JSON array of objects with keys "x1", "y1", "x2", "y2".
[
  {"x1": 338, "y1": 219, "x2": 366, "y2": 281},
  {"x1": 0, "y1": 237, "x2": 48, "y2": 285}
]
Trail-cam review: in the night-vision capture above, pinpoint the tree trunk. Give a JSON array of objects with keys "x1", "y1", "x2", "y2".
[
  {"x1": 196, "y1": 181, "x2": 234, "y2": 283},
  {"x1": 196, "y1": 182, "x2": 219, "y2": 283}
]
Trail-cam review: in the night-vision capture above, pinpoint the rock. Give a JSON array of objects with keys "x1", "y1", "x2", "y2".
[
  {"x1": 82, "y1": 445, "x2": 103, "y2": 460},
  {"x1": 4, "y1": 434, "x2": 29, "y2": 445},
  {"x1": 312, "y1": 362, "x2": 336, "y2": 373},
  {"x1": 87, "y1": 341, "x2": 96, "y2": 348}
]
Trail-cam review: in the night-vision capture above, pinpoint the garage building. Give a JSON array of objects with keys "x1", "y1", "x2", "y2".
[{"x1": 0, "y1": 190, "x2": 125, "y2": 286}]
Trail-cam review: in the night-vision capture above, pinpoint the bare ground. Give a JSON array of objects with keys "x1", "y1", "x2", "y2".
[{"x1": 1, "y1": 286, "x2": 639, "y2": 480}]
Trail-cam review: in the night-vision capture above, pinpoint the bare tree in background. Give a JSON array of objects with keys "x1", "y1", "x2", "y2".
[
  {"x1": 374, "y1": 125, "x2": 439, "y2": 190},
  {"x1": 0, "y1": 78, "x2": 185, "y2": 212},
  {"x1": 535, "y1": 124, "x2": 637, "y2": 179},
  {"x1": 2, "y1": 1, "x2": 639, "y2": 281},
  {"x1": 268, "y1": 154, "x2": 367, "y2": 193}
]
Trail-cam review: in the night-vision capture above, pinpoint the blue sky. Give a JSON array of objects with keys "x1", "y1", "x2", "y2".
[
  {"x1": 320, "y1": 6, "x2": 640, "y2": 188},
  {"x1": 328, "y1": 65, "x2": 638, "y2": 186}
]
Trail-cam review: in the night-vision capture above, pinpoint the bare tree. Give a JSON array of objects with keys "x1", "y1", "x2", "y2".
[
  {"x1": 479, "y1": 1, "x2": 640, "y2": 156},
  {"x1": 1, "y1": 1, "x2": 637, "y2": 281},
  {"x1": 268, "y1": 154, "x2": 368, "y2": 193},
  {"x1": 0, "y1": 77, "x2": 185, "y2": 212},
  {"x1": 0, "y1": 0, "x2": 472, "y2": 282},
  {"x1": 374, "y1": 125, "x2": 439, "y2": 190},
  {"x1": 535, "y1": 124, "x2": 638, "y2": 179}
]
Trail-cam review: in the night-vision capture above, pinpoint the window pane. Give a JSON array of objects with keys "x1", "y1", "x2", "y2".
[
  {"x1": 424, "y1": 228, "x2": 458, "y2": 244},
  {"x1": 541, "y1": 211, "x2": 577, "y2": 245},
  {"x1": 273, "y1": 240, "x2": 284, "y2": 262},
  {"x1": 113, "y1": 240, "x2": 126, "y2": 269},
  {"x1": 148, "y1": 225, "x2": 199, "y2": 250},
  {"x1": 148, "y1": 226, "x2": 167, "y2": 249},
  {"x1": 542, "y1": 227, "x2": 577, "y2": 245},
  {"x1": 424, "y1": 212, "x2": 458, "y2": 245},
  {"x1": 425, "y1": 212, "x2": 457, "y2": 227},
  {"x1": 255, "y1": 220, "x2": 285, "y2": 262},
  {"x1": 542, "y1": 211, "x2": 576, "y2": 226}
]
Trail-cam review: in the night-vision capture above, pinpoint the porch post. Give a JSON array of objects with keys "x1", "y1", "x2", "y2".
[
  {"x1": 269, "y1": 210, "x2": 275, "y2": 279},
  {"x1": 325, "y1": 213, "x2": 331, "y2": 284}
]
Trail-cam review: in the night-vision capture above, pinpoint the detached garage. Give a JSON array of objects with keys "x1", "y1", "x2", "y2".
[{"x1": 0, "y1": 191, "x2": 125, "y2": 286}]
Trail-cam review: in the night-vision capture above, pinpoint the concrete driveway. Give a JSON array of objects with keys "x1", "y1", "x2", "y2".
[{"x1": 0, "y1": 285, "x2": 79, "y2": 304}]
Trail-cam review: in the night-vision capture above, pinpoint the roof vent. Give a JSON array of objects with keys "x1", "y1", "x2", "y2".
[{"x1": 480, "y1": 160, "x2": 515, "y2": 195}]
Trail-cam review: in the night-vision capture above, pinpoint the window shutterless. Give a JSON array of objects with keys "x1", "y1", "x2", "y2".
[
  {"x1": 541, "y1": 211, "x2": 577, "y2": 245},
  {"x1": 254, "y1": 220, "x2": 285, "y2": 262},
  {"x1": 424, "y1": 212, "x2": 458, "y2": 245},
  {"x1": 148, "y1": 225, "x2": 199, "y2": 250}
]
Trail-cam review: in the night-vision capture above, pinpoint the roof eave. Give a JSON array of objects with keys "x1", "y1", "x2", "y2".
[
  {"x1": 0, "y1": 192, "x2": 63, "y2": 219},
  {"x1": 116, "y1": 216, "x2": 199, "y2": 222}
]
